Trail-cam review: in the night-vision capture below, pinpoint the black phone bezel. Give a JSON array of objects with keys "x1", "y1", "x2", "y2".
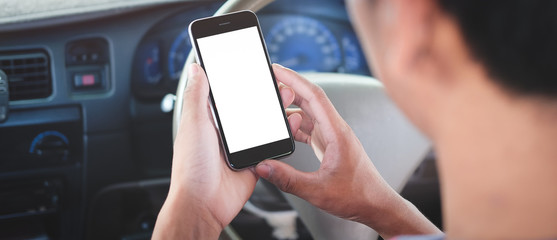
[{"x1": 189, "y1": 10, "x2": 295, "y2": 170}]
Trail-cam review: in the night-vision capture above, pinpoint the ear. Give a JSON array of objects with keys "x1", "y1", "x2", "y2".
[
  {"x1": 381, "y1": 0, "x2": 439, "y2": 82},
  {"x1": 361, "y1": 0, "x2": 457, "y2": 138}
]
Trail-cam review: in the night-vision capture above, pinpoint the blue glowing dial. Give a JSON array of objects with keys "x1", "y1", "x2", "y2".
[
  {"x1": 341, "y1": 31, "x2": 370, "y2": 75},
  {"x1": 142, "y1": 42, "x2": 162, "y2": 84},
  {"x1": 168, "y1": 29, "x2": 192, "y2": 80},
  {"x1": 265, "y1": 16, "x2": 342, "y2": 72}
]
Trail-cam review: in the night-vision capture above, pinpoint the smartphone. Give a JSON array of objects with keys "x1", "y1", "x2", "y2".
[{"x1": 189, "y1": 10, "x2": 295, "y2": 170}]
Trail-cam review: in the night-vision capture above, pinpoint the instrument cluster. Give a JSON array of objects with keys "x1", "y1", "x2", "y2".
[{"x1": 132, "y1": 1, "x2": 371, "y2": 99}]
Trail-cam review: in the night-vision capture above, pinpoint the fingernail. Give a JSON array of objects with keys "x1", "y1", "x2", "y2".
[
  {"x1": 189, "y1": 64, "x2": 198, "y2": 77},
  {"x1": 256, "y1": 164, "x2": 271, "y2": 179},
  {"x1": 274, "y1": 63, "x2": 285, "y2": 69}
]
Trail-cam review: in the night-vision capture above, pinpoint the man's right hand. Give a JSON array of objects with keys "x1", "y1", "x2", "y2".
[{"x1": 256, "y1": 64, "x2": 441, "y2": 239}]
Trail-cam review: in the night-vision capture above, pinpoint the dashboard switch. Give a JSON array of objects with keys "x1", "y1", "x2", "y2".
[
  {"x1": 73, "y1": 72, "x2": 101, "y2": 89},
  {"x1": 66, "y1": 38, "x2": 110, "y2": 95},
  {"x1": 65, "y1": 38, "x2": 109, "y2": 65}
]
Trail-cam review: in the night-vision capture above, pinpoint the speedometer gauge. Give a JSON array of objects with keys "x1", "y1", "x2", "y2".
[
  {"x1": 168, "y1": 29, "x2": 191, "y2": 80},
  {"x1": 341, "y1": 31, "x2": 370, "y2": 75},
  {"x1": 266, "y1": 16, "x2": 342, "y2": 72}
]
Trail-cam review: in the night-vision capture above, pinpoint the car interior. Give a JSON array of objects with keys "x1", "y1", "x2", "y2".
[{"x1": 0, "y1": 0, "x2": 442, "y2": 239}]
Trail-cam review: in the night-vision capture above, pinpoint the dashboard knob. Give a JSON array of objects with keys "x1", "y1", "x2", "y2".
[
  {"x1": 161, "y1": 93, "x2": 176, "y2": 113},
  {"x1": 29, "y1": 131, "x2": 70, "y2": 161}
]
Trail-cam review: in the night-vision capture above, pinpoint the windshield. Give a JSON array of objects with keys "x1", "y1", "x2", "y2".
[{"x1": 0, "y1": 0, "x2": 184, "y2": 24}]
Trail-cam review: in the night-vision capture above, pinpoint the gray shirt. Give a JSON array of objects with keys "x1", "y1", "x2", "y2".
[{"x1": 393, "y1": 234, "x2": 445, "y2": 240}]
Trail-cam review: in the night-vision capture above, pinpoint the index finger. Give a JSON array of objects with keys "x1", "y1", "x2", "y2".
[{"x1": 272, "y1": 64, "x2": 339, "y2": 124}]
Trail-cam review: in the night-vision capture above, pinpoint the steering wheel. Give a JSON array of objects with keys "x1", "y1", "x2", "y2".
[{"x1": 170, "y1": 0, "x2": 431, "y2": 239}]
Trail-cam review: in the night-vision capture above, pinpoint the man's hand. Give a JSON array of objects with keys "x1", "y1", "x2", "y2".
[
  {"x1": 153, "y1": 64, "x2": 261, "y2": 239},
  {"x1": 256, "y1": 64, "x2": 441, "y2": 239}
]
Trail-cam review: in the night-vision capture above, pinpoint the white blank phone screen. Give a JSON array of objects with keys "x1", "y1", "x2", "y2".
[{"x1": 197, "y1": 26, "x2": 289, "y2": 153}]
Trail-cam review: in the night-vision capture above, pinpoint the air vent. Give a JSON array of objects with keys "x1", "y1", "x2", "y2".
[{"x1": 0, "y1": 51, "x2": 52, "y2": 101}]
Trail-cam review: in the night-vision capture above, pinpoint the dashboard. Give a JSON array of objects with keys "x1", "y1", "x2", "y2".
[
  {"x1": 132, "y1": 0, "x2": 371, "y2": 99},
  {"x1": 0, "y1": 0, "x2": 373, "y2": 239}
]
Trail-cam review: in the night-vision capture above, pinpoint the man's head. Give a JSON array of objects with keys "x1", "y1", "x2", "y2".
[{"x1": 347, "y1": 0, "x2": 557, "y2": 138}]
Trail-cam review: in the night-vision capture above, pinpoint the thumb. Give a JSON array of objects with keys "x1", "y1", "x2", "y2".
[
  {"x1": 256, "y1": 160, "x2": 317, "y2": 199},
  {"x1": 182, "y1": 63, "x2": 210, "y2": 117}
]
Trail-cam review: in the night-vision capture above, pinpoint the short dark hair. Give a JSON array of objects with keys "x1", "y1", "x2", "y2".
[{"x1": 438, "y1": 0, "x2": 557, "y2": 99}]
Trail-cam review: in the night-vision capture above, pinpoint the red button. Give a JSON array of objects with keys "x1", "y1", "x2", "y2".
[{"x1": 82, "y1": 74, "x2": 95, "y2": 86}]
